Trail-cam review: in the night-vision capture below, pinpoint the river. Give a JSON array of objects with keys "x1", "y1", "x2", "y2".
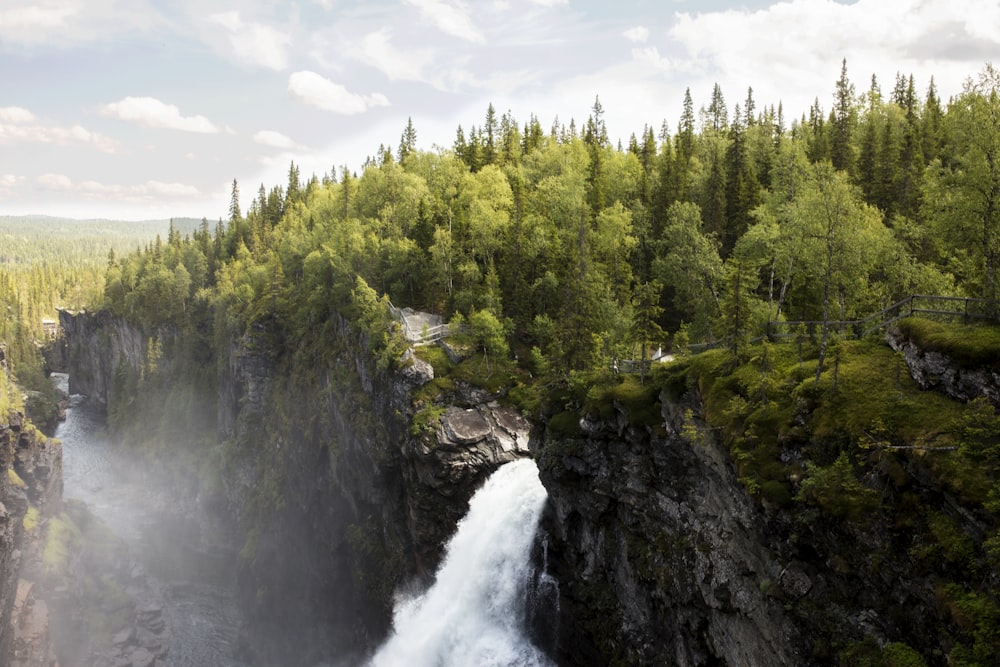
[{"x1": 53, "y1": 373, "x2": 247, "y2": 667}]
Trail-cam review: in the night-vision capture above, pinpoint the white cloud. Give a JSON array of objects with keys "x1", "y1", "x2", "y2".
[
  {"x1": 631, "y1": 46, "x2": 673, "y2": 75},
  {"x1": 208, "y1": 10, "x2": 290, "y2": 71},
  {"x1": 0, "y1": 108, "x2": 118, "y2": 153},
  {"x1": 253, "y1": 130, "x2": 305, "y2": 150},
  {"x1": 404, "y1": 0, "x2": 484, "y2": 43},
  {"x1": 288, "y1": 71, "x2": 390, "y2": 114},
  {"x1": 37, "y1": 173, "x2": 75, "y2": 190},
  {"x1": 0, "y1": 174, "x2": 23, "y2": 193},
  {"x1": 102, "y1": 97, "x2": 222, "y2": 133},
  {"x1": 352, "y1": 28, "x2": 434, "y2": 82},
  {"x1": 0, "y1": 2, "x2": 78, "y2": 45},
  {"x1": 0, "y1": 0, "x2": 160, "y2": 49},
  {"x1": 0, "y1": 106, "x2": 39, "y2": 124},
  {"x1": 37, "y1": 173, "x2": 200, "y2": 200},
  {"x1": 529, "y1": 0, "x2": 568, "y2": 6},
  {"x1": 658, "y1": 0, "x2": 999, "y2": 121},
  {"x1": 623, "y1": 26, "x2": 649, "y2": 43}
]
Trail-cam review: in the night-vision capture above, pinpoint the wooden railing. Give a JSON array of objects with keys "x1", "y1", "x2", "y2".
[
  {"x1": 766, "y1": 295, "x2": 999, "y2": 342},
  {"x1": 409, "y1": 323, "x2": 450, "y2": 346},
  {"x1": 688, "y1": 295, "x2": 999, "y2": 353},
  {"x1": 388, "y1": 302, "x2": 450, "y2": 346}
]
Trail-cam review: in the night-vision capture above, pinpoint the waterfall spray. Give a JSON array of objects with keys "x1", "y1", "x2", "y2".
[{"x1": 369, "y1": 458, "x2": 553, "y2": 667}]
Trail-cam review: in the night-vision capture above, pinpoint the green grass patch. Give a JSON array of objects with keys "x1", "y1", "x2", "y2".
[
  {"x1": 414, "y1": 344, "x2": 454, "y2": 376},
  {"x1": 547, "y1": 410, "x2": 582, "y2": 437},
  {"x1": 7, "y1": 467, "x2": 26, "y2": 488},
  {"x1": 449, "y1": 352, "x2": 522, "y2": 394},
  {"x1": 681, "y1": 335, "x2": 974, "y2": 520},
  {"x1": 583, "y1": 375, "x2": 663, "y2": 428},
  {"x1": 896, "y1": 317, "x2": 1000, "y2": 369},
  {"x1": 807, "y1": 339, "x2": 963, "y2": 447},
  {"x1": 23, "y1": 504, "x2": 39, "y2": 532},
  {"x1": 43, "y1": 513, "x2": 83, "y2": 576},
  {"x1": 411, "y1": 404, "x2": 447, "y2": 438}
]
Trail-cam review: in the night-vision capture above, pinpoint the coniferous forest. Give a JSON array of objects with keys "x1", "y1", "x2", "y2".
[{"x1": 99, "y1": 63, "x2": 996, "y2": 376}]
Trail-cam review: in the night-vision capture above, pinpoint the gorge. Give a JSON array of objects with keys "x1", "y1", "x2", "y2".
[{"x1": 0, "y1": 306, "x2": 978, "y2": 666}]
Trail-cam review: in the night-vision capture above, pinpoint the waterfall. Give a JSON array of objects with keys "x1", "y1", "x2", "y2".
[{"x1": 369, "y1": 458, "x2": 553, "y2": 667}]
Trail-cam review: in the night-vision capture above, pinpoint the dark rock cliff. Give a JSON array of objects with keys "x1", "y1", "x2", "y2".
[
  {"x1": 0, "y1": 350, "x2": 62, "y2": 666},
  {"x1": 888, "y1": 326, "x2": 1000, "y2": 405},
  {"x1": 59, "y1": 309, "x2": 534, "y2": 663},
  {"x1": 536, "y1": 395, "x2": 804, "y2": 666},
  {"x1": 57, "y1": 309, "x2": 152, "y2": 409}
]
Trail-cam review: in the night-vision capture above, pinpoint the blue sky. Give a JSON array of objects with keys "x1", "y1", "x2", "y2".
[{"x1": 1, "y1": 0, "x2": 997, "y2": 221}]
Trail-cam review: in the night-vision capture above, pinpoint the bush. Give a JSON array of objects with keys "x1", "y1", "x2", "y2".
[{"x1": 796, "y1": 451, "x2": 880, "y2": 521}]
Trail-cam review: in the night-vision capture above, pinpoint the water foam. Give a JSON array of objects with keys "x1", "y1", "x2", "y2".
[{"x1": 369, "y1": 458, "x2": 553, "y2": 667}]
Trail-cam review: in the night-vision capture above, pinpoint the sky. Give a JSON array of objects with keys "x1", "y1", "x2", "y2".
[{"x1": 1, "y1": 0, "x2": 997, "y2": 222}]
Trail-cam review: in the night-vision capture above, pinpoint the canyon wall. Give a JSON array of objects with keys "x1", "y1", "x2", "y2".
[
  {"x1": 59, "y1": 309, "x2": 985, "y2": 665},
  {"x1": 0, "y1": 350, "x2": 62, "y2": 666}
]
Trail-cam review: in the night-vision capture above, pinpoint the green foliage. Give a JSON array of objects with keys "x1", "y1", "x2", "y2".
[
  {"x1": 22, "y1": 504, "x2": 39, "y2": 532},
  {"x1": 940, "y1": 583, "x2": 1000, "y2": 665},
  {"x1": 840, "y1": 637, "x2": 927, "y2": 667},
  {"x1": 7, "y1": 467, "x2": 26, "y2": 488},
  {"x1": 467, "y1": 308, "x2": 510, "y2": 361},
  {"x1": 43, "y1": 513, "x2": 82, "y2": 575},
  {"x1": 584, "y1": 374, "x2": 662, "y2": 428},
  {"x1": 547, "y1": 410, "x2": 582, "y2": 437}
]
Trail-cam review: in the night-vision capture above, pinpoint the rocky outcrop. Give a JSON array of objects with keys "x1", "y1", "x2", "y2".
[
  {"x1": 11, "y1": 580, "x2": 57, "y2": 667},
  {"x1": 536, "y1": 396, "x2": 804, "y2": 666},
  {"x1": 0, "y1": 372, "x2": 62, "y2": 667},
  {"x1": 57, "y1": 309, "x2": 172, "y2": 408},
  {"x1": 218, "y1": 314, "x2": 536, "y2": 663},
  {"x1": 887, "y1": 326, "x2": 1000, "y2": 405}
]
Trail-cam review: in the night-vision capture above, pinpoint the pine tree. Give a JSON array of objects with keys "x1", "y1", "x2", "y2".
[
  {"x1": 897, "y1": 74, "x2": 924, "y2": 219},
  {"x1": 744, "y1": 87, "x2": 757, "y2": 126},
  {"x1": 831, "y1": 59, "x2": 856, "y2": 174},
  {"x1": 398, "y1": 117, "x2": 417, "y2": 162},
  {"x1": 454, "y1": 125, "x2": 468, "y2": 163},
  {"x1": 857, "y1": 74, "x2": 882, "y2": 205},
  {"x1": 922, "y1": 77, "x2": 944, "y2": 164},
  {"x1": 806, "y1": 98, "x2": 830, "y2": 162},
  {"x1": 285, "y1": 161, "x2": 302, "y2": 206},
  {"x1": 229, "y1": 179, "x2": 242, "y2": 224},
  {"x1": 585, "y1": 96, "x2": 609, "y2": 148},
  {"x1": 483, "y1": 104, "x2": 498, "y2": 166},
  {"x1": 678, "y1": 88, "x2": 696, "y2": 163},
  {"x1": 706, "y1": 83, "x2": 728, "y2": 133}
]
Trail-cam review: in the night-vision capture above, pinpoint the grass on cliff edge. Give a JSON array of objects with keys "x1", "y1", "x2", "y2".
[
  {"x1": 895, "y1": 317, "x2": 1000, "y2": 369},
  {"x1": 681, "y1": 336, "x2": 985, "y2": 508}
]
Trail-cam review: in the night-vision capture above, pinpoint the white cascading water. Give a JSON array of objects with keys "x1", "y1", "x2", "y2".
[{"x1": 369, "y1": 458, "x2": 554, "y2": 667}]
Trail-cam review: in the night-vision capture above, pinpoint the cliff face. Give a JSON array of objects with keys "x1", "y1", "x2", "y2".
[
  {"x1": 59, "y1": 309, "x2": 533, "y2": 663},
  {"x1": 887, "y1": 326, "x2": 1000, "y2": 405},
  {"x1": 536, "y1": 397, "x2": 804, "y2": 666},
  {"x1": 59, "y1": 308, "x2": 989, "y2": 665},
  {"x1": 0, "y1": 353, "x2": 62, "y2": 665},
  {"x1": 56, "y1": 309, "x2": 154, "y2": 408}
]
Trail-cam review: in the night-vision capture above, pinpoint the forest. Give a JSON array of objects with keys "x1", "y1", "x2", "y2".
[
  {"x1": 0, "y1": 215, "x2": 201, "y2": 418},
  {"x1": 90, "y1": 62, "x2": 998, "y2": 384}
]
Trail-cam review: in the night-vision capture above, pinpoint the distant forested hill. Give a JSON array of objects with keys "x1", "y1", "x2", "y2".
[
  {"x1": 0, "y1": 213, "x2": 208, "y2": 398},
  {"x1": 0, "y1": 215, "x2": 204, "y2": 266}
]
